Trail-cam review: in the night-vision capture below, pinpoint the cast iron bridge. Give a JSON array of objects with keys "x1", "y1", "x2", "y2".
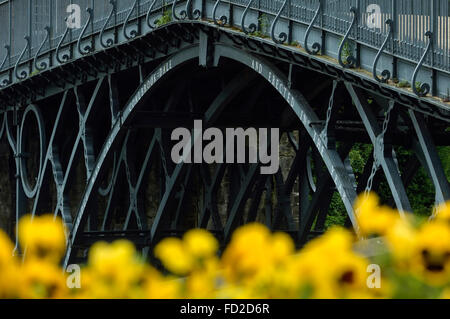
[{"x1": 0, "y1": 0, "x2": 449, "y2": 265}]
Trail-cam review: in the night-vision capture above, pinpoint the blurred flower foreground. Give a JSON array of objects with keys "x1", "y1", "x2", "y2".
[{"x1": 1, "y1": 193, "x2": 450, "y2": 299}]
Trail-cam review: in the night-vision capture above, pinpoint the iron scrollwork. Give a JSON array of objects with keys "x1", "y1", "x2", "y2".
[
  {"x1": 34, "y1": 26, "x2": 51, "y2": 72},
  {"x1": 0, "y1": 45, "x2": 11, "y2": 87},
  {"x1": 304, "y1": 0, "x2": 321, "y2": 55},
  {"x1": 372, "y1": 19, "x2": 393, "y2": 83},
  {"x1": 213, "y1": 0, "x2": 228, "y2": 26},
  {"x1": 412, "y1": 31, "x2": 433, "y2": 97},
  {"x1": 77, "y1": 8, "x2": 94, "y2": 55},
  {"x1": 14, "y1": 36, "x2": 31, "y2": 81},
  {"x1": 100, "y1": 0, "x2": 117, "y2": 48},
  {"x1": 123, "y1": 0, "x2": 140, "y2": 40},
  {"x1": 270, "y1": 0, "x2": 288, "y2": 44},
  {"x1": 241, "y1": 0, "x2": 257, "y2": 34},
  {"x1": 56, "y1": 20, "x2": 71, "y2": 64},
  {"x1": 146, "y1": 0, "x2": 159, "y2": 29},
  {"x1": 338, "y1": 6, "x2": 358, "y2": 68},
  {"x1": 172, "y1": 0, "x2": 187, "y2": 21},
  {"x1": 184, "y1": 0, "x2": 201, "y2": 20}
]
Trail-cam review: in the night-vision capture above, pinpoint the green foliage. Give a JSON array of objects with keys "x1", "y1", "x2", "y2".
[
  {"x1": 156, "y1": 7, "x2": 172, "y2": 27},
  {"x1": 339, "y1": 37, "x2": 355, "y2": 64},
  {"x1": 397, "y1": 80, "x2": 411, "y2": 88},
  {"x1": 323, "y1": 144, "x2": 449, "y2": 229},
  {"x1": 250, "y1": 14, "x2": 269, "y2": 38}
]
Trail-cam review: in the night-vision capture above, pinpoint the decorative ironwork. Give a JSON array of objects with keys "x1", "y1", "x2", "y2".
[
  {"x1": 241, "y1": 0, "x2": 257, "y2": 34},
  {"x1": 184, "y1": 0, "x2": 201, "y2": 20},
  {"x1": 338, "y1": 6, "x2": 357, "y2": 68},
  {"x1": 270, "y1": 0, "x2": 288, "y2": 44},
  {"x1": 373, "y1": 19, "x2": 393, "y2": 83},
  {"x1": 213, "y1": 0, "x2": 227, "y2": 26},
  {"x1": 304, "y1": 0, "x2": 321, "y2": 55},
  {"x1": 0, "y1": 45, "x2": 10, "y2": 87},
  {"x1": 146, "y1": 0, "x2": 159, "y2": 29},
  {"x1": 172, "y1": 0, "x2": 187, "y2": 21},
  {"x1": 123, "y1": 0, "x2": 139, "y2": 40},
  {"x1": 33, "y1": 26, "x2": 51, "y2": 72},
  {"x1": 0, "y1": 46, "x2": 8, "y2": 71},
  {"x1": 77, "y1": 8, "x2": 94, "y2": 55},
  {"x1": 14, "y1": 36, "x2": 31, "y2": 81},
  {"x1": 100, "y1": 0, "x2": 117, "y2": 48},
  {"x1": 56, "y1": 20, "x2": 71, "y2": 64},
  {"x1": 412, "y1": 31, "x2": 433, "y2": 97}
]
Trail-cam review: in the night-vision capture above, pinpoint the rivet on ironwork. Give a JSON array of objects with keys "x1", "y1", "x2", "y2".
[
  {"x1": 184, "y1": 0, "x2": 201, "y2": 20},
  {"x1": 412, "y1": 31, "x2": 433, "y2": 97},
  {"x1": 100, "y1": 0, "x2": 117, "y2": 48},
  {"x1": 270, "y1": 0, "x2": 288, "y2": 44},
  {"x1": 241, "y1": 0, "x2": 257, "y2": 34},
  {"x1": 338, "y1": 6, "x2": 357, "y2": 68},
  {"x1": 14, "y1": 36, "x2": 31, "y2": 81},
  {"x1": 56, "y1": 20, "x2": 71, "y2": 64},
  {"x1": 123, "y1": 0, "x2": 140, "y2": 40},
  {"x1": 77, "y1": 8, "x2": 94, "y2": 55},
  {"x1": 172, "y1": 0, "x2": 187, "y2": 21},
  {"x1": 33, "y1": 26, "x2": 51, "y2": 72},
  {"x1": 373, "y1": 19, "x2": 393, "y2": 83},
  {"x1": 213, "y1": 0, "x2": 227, "y2": 26},
  {"x1": 304, "y1": 0, "x2": 321, "y2": 55},
  {"x1": 146, "y1": 0, "x2": 160, "y2": 29}
]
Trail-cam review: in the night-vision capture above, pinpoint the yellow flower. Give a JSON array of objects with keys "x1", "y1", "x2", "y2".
[
  {"x1": 183, "y1": 228, "x2": 218, "y2": 259},
  {"x1": 434, "y1": 201, "x2": 450, "y2": 223},
  {"x1": 355, "y1": 193, "x2": 400, "y2": 237},
  {"x1": 270, "y1": 232, "x2": 295, "y2": 264},
  {"x1": 221, "y1": 223, "x2": 272, "y2": 282},
  {"x1": 19, "y1": 215, "x2": 66, "y2": 263},
  {"x1": 385, "y1": 218, "x2": 417, "y2": 268},
  {"x1": 85, "y1": 240, "x2": 148, "y2": 298},
  {"x1": 143, "y1": 268, "x2": 181, "y2": 299},
  {"x1": 0, "y1": 230, "x2": 14, "y2": 269},
  {"x1": 18, "y1": 259, "x2": 68, "y2": 299},
  {"x1": 410, "y1": 222, "x2": 450, "y2": 286},
  {"x1": 154, "y1": 237, "x2": 193, "y2": 275},
  {"x1": 294, "y1": 228, "x2": 374, "y2": 299}
]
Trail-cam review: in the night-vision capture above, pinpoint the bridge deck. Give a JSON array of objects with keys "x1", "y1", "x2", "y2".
[{"x1": 0, "y1": 0, "x2": 449, "y2": 104}]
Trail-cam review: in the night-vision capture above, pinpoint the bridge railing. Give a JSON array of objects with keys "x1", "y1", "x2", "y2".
[{"x1": 0, "y1": 0, "x2": 448, "y2": 94}]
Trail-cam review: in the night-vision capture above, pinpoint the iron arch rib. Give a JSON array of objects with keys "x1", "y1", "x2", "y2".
[{"x1": 64, "y1": 43, "x2": 361, "y2": 266}]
